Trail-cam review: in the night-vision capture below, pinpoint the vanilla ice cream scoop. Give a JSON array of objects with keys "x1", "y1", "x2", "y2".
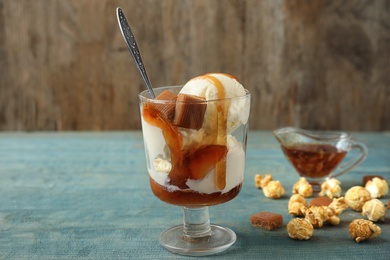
[{"x1": 179, "y1": 73, "x2": 250, "y2": 133}]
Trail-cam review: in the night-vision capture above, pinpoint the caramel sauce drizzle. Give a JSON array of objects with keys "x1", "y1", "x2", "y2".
[
  {"x1": 143, "y1": 104, "x2": 185, "y2": 186},
  {"x1": 200, "y1": 74, "x2": 228, "y2": 190}
]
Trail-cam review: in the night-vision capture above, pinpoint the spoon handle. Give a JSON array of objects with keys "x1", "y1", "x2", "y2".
[{"x1": 116, "y1": 7, "x2": 155, "y2": 98}]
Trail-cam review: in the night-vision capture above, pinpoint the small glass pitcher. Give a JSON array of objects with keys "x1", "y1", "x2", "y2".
[{"x1": 273, "y1": 127, "x2": 368, "y2": 190}]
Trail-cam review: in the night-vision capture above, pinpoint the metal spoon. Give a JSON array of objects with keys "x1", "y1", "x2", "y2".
[{"x1": 116, "y1": 7, "x2": 156, "y2": 98}]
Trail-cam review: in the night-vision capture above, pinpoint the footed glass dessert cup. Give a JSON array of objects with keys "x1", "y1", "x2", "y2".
[
  {"x1": 274, "y1": 127, "x2": 368, "y2": 191},
  {"x1": 139, "y1": 85, "x2": 250, "y2": 256}
]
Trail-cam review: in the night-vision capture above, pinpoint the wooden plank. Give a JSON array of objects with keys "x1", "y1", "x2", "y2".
[{"x1": 0, "y1": 0, "x2": 389, "y2": 131}]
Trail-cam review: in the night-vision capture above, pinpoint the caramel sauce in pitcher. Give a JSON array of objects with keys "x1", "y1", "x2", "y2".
[{"x1": 282, "y1": 144, "x2": 347, "y2": 178}]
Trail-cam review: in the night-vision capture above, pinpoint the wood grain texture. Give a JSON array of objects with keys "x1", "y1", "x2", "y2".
[{"x1": 0, "y1": 0, "x2": 389, "y2": 131}]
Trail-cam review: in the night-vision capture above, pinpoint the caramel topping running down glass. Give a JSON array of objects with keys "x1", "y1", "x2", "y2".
[{"x1": 200, "y1": 74, "x2": 228, "y2": 190}]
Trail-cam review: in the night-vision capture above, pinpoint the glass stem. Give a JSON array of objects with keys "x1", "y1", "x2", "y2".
[{"x1": 182, "y1": 206, "x2": 212, "y2": 241}]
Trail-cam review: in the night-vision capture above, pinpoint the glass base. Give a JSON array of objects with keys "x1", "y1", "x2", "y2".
[
  {"x1": 159, "y1": 224, "x2": 237, "y2": 256},
  {"x1": 308, "y1": 182, "x2": 322, "y2": 193},
  {"x1": 305, "y1": 177, "x2": 329, "y2": 193}
]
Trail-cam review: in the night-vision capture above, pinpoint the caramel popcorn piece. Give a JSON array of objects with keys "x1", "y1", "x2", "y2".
[
  {"x1": 289, "y1": 202, "x2": 307, "y2": 217},
  {"x1": 263, "y1": 180, "x2": 285, "y2": 199},
  {"x1": 292, "y1": 177, "x2": 313, "y2": 198},
  {"x1": 365, "y1": 177, "x2": 389, "y2": 199},
  {"x1": 302, "y1": 197, "x2": 348, "y2": 228},
  {"x1": 288, "y1": 194, "x2": 307, "y2": 217},
  {"x1": 250, "y1": 212, "x2": 283, "y2": 230},
  {"x1": 289, "y1": 194, "x2": 307, "y2": 205},
  {"x1": 254, "y1": 174, "x2": 272, "y2": 189},
  {"x1": 349, "y1": 219, "x2": 381, "y2": 243},
  {"x1": 345, "y1": 186, "x2": 371, "y2": 211},
  {"x1": 362, "y1": 199, "x2": 386, "y2": 222},
  {"x1": 303, "y1": 205, "x2": 340, "y2": 228},
  {"x1": 328, "y1": 197, "x2": 349, "y2": 215},
  {"x1": 319, "y1": 178, "x2": 341, "y2": 198},
  {"x1": 286, "y1": 218, "x2": 314, "y2": 240}
]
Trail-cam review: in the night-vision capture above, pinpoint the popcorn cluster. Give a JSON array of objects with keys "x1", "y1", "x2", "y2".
[
  {"x1": 254, "y1": 174, "x2": 285, "y2": 199},
  {"x1": 362, "y1": 199, "x2": 386, "y2": 222},
  {"x1": 252, "y1": 174, "x2": 388, "y2": 243},
  {"x1": 365, "y1": 177, "x2": 389, "y2": 199},
  {"x1": 349, "y1": 219, "x2": 381, "y2": 243},
  {"x1": 254, "y1": 174, "x2": 272, "y2": 189},
  {"x1": 286, "y1": 218, "x2": 314, "y2": 240},
  {"x1": 292, "y1": 177, "x2": 313, "y2": 198},
  {"x1": 319, "y1": 178, "x2": 342, "y2": 198},
  {"x1": 345, "y1": 186, "x2": 371, "y2": 211},
  {"x1": 288, "y1": 194, "x2": 307, "y2": 217},
  {"x1": 288, "y1": 194, "x2": 348, "y2": 228}
]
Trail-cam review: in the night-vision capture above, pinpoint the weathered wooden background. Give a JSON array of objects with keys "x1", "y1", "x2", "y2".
[{"x1": 0, "y1": 0, "x2": 389, "y2": 131}]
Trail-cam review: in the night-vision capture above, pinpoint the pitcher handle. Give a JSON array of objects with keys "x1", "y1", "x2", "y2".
[{"x1": 331, "y1": 141, "x2": 368, "y2": 178}]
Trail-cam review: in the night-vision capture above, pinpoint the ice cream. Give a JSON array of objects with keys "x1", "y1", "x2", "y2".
[
  {"x1": 180, "y1": 73, "x2": 249, "y2": 134},
  {"x1": 140, "y1": 73, "x2": 250, "y2": 206}
]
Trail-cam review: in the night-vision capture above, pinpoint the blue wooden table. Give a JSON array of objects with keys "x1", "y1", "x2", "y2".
[{"x1": 0, "y1": 131, "x2": 389, "y2": 259}]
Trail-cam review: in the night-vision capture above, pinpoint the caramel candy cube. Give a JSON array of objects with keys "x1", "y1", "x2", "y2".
[
  {"x1": 309, "y1": 196, "x2": 333, "y2": 207},
  {"x1": 153, "y1": 90, "x2": 177, "y2": 121},
  {"x1": 173, "y1": 94, "x2": 207, "y2": 130},
  {"x1": 250, "y1": 212, "x2": 283, "y2": 230}
]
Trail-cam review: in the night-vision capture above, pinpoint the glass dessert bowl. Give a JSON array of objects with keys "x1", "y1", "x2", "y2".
[{"x1": 139, "y1": 73, "x2": 251, "y2": 256}]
